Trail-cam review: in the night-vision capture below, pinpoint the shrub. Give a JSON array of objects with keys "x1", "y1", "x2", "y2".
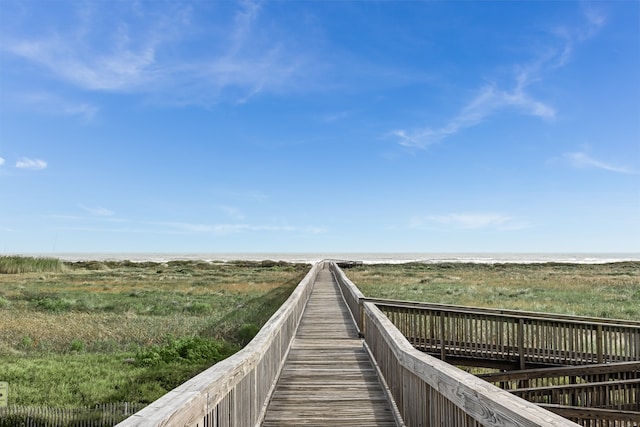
[
  {"x1": 33, "y1": 297, "x2": 74, "y2": 313},
  {"x1": 185, "y1": 302, "x2": 211, "y2": 314},
  {"x1": 70, "y1": 339, "x2": 86, "y2": 352},
  {"x1": 18, "y1": 336, "x2": 34, "y2": 350},
  {"x1": 237, "y1": 323, "x2": 260, "y2": 345},
  {"x1": 134, "y1": 337, "x2": 235, "y2": 367}
]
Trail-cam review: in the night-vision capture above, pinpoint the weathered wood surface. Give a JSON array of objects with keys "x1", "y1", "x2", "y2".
[
  {"x1": 363, "y1": 300, "x2": 581, "y2": 426},
  {"x1": 538, "y1": 404, "x2": 640, "y2": 424},
  {"x1": 479, "y1": 361, "x2": 640, "y2": 387},
  {"x1": 262, "y1": 269, "x2": 397, "y2": 426}
]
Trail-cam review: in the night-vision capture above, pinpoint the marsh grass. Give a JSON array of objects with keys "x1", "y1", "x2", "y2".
[
  {"x1": 346, "y1": 262, "x2": 640, "y2": 320},
  {"x1": 0, "y1": 258, "x2": 310, "y2": 406},
  {"x1": 0, "y1": 256, "x2": 65, "y2": 274}
]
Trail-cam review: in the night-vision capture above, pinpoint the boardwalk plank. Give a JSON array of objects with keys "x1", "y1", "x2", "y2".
[{"x1": 262, "y1": 269, "x2": 397, "y2": 426}]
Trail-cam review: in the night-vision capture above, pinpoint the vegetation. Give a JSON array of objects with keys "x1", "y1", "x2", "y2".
[
  {"x1": 0, "y1": 256, "x2": 64, "y2": 274},
  {"x1": 0, "y1": 257, "x2": 310, "y2": 407},
  {"x1": 346, "y1": 262, "x2": 640, "y2": 320}
]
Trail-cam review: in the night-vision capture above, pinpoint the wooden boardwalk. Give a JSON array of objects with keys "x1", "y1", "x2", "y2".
[{"x1": 262, "y1": 269, "x2": 397, "y2": 426}]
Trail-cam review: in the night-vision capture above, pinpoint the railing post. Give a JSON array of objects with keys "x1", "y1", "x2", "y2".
[
  {"x1": 518, "y1": 318, "x2": 526, "y2": 370},
  {"x1": 439, "y1": 311, "x2": 446, "y2": 362},
  {"x1": 597, "y1": 324, "x2": 604, "y2": 363},
  {"x1": 358, "y1": 296, "x2": 365, "y2": 338}
]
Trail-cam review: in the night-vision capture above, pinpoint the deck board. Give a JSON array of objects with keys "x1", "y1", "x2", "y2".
[{"x1": 262, "y1": 269, "x2": 397, "y2": 426}]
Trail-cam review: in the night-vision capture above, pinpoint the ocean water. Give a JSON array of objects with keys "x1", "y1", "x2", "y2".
[{"x1": 20, "y1": 252, "x2": 640, "y2": 264}]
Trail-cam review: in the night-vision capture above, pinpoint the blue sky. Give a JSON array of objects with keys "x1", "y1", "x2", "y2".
[{"x1": 1, "y1": 1, "x2": 638, "y2": 254}]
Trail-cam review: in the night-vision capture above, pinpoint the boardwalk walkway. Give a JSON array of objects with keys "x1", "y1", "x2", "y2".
[{"x1": 262, "y1": 269, "x2": 397, "y2": 426}]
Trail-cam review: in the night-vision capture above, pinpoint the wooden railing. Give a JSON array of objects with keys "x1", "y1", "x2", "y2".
[
  {"x1": 362, "y1": 301, "x2": 578, "y2": 426},
  {"x1": 479, "y1": 361, "x2": 640, "y2": 389},
  {"x1": 375, "y1": 300, "x2": 640, "y2": 368},
  {"x1": 479, "y1": 362, "x2": 640, "y2": 426},
  {"x1": 514, "y1": 378, "x2": 639, "y2": 410},
  {"x1": 331, "y1": 262, "x2": 640, "y2": 369},
  {"x1": 330, "y1": 261, "x2": 365, "y2": 333},
  {"x1": 117, "y1": 262, "x2": 323, "y2": 427},
  {"x1": 330, "y1": 262, "x2": 580, "y2": 426}
]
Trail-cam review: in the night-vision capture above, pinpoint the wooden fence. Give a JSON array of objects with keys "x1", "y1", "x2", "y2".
[
  {"x1": 479, "y1": 361, "x2": 640, "y2": 390},
  {"x1": 374, "y1": 300, "x2": 640, "y2": 369},
  {"x1": 479, "y1": 362, "x2": 640, "y2": 426},
  {"x1": 330, "y1": 262, "x2": 580, "y2": 427},
  {"x1": 116, "y1": 262, "x2": 323, "y2": 427},
  {"x1": 0, "y1": 403, "x2": 145, "y2": 427}
]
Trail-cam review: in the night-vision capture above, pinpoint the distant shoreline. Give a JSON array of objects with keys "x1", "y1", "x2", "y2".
[{"x1": 6, "y1": 252, "x2": 640, "y2": 264}]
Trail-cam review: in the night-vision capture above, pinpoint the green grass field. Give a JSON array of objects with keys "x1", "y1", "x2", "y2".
[
  {"x1": 345, "y1": 262, "x2": 640, "y2": 320},
  {"x1": 3, "y1": 257, "x2": 638, "y2": 409},
  {"x1": 0, "y1": 257, "x2": 310, "y2": 406}
]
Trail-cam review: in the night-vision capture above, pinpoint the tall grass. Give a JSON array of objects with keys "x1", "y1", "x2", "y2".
[
  {"x1": 0, "y1": 256, "x2": 64, "y2": 274},
  {"x1": 0, "y1": 260, "x2": 310, "y2": 406}
]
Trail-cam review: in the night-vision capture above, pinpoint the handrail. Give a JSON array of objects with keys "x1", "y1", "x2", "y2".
[
  {"x1": 376, "y1": 302, "x2": 640, "y2": 367},
  {"x1": 369, "y1": 298, "x2": 640, "y2": 327},
  {"x1": 363, "y1": 301, "x2": 579, "y2": 426},
  {"x1": 510, "y1": 378, "x2": 640, "y2": 413},
  {"x1": 330, "y1": 261, "x2": 366, "y2": 333},
  {"x1": 117, "y1": 262, "x2": 323, "y2": 427},
  {"x1": 479, "y1": 361, "x2": 640, "y2": 383}
]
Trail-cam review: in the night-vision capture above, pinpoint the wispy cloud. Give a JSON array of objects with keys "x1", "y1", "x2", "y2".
[
  {"x1": 564, "y1": 152, "x2": 634, "y2": 174},
  {"x1": 393, "y1": 9, "x2": 605, "y2": 149},
  {"x1": 2, "y1": 1, "x2": 309, "y2": 106},
  {"x1": 15, "y1": 92, "x2": 99, "y2": 120},
  {"x1": 79, "y1": 204, "x2": 115, "y2": 217},
  {"x1": 3, "y1": 0, "x2": 184, "y2": 92},
  {"x1": 0, "y1": 157, "x2": 5, "y2": 166},
  {"x1": 150, "y1": 221, "x2": 327, "y2": 235},
  {"x1": 218, "y1": 205, "x2": 246, "y2": 220},
  {"x1": 211, "y1": 189, "x2": 270, "y2": 202},
  {"x1": 16, "y1": 158, "x2": 47, "y2": 170},
  {"x1": 7, "y1": 33, "x2": 158, "y2": 92},
  {"x1": 318, "y1": 109, "x2": 362, "y2": 124},
  {"x1": 393, "y1": 83, "x2": 555, "y2": 148},
  {"x1": 410, "y1": 213, "x2": 529, "y2": 231}
]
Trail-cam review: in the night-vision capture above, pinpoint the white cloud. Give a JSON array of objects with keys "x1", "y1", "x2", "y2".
[
  {"x1": 3, "y1": 1, "x2": 308, "y2": 106},
  {"x1": 15, "y1": 92, "x2": 99, "y2": 120},
  {"x1": 393, "y1": 10, "x2": 603, "y2": 149},
  {"x1": 150, "y1": 221, "x2": 327, "y2": 235},
  {"x1": 0, "y1": 157, "x2": 5, "y2": 166},
  {"x1": 410, "y1": 213, "x2": 529, "y2": 231},
  {"x1": 16, "y1": 158, "x2": 47, "y2": 170},
  {"x1": 393, "y1": 83, "x2": 556, "y2": 148},
  {"x1": 7, "y1": 28, "x2": 161, "y2": 92},
  {"x1": 79, "y1": 204, "x2": 115, "y2": 216},
  {"x1": 564, "y1": 152, "x2": 634, "y2": 174}
]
